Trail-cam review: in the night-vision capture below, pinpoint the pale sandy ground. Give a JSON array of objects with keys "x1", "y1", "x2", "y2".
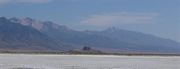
[{"x1": 0, "y1": 54, "x2": 180, "y2": 69}]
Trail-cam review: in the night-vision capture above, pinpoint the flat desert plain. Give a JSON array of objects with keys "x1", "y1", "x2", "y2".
[{"x1": 0, "y1": 54, "x2": 180, "y2": 69}]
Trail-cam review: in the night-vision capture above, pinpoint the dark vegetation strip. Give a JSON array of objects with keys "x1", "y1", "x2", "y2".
[{"x1": 0, "y1": 50, "x2": 180, "y2": 56}]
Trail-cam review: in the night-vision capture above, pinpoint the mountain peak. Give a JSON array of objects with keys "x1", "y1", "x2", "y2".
[
  {"x1": 0, "y1": 17, "x2": 7, "y2": 21},
  {"x1": 1, "y1": 17, "x2": 179, "y2": 53},
  {"x1": 8, "y1": 17, "x2": 72, "y2": 32},
  {"x1": 9, "y1": 17, "x2": 34, "y2": 23},
  {"x1": 105, "y1": 27, "x2": 120, "y2": 32},
  {"x1": 9, "y1": 17, "x2": 44, "y2": 31},
  {"x1": 9, "y1": 17, "x2": 20, "y2": 23},
  {"x1": 23, "y1": 17, "x2": 34, "y2": 21}
]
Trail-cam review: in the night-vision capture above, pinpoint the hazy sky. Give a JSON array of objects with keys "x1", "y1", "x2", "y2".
[{"x1": 0, "y1": 0, "x2": 179, "y2": 42}]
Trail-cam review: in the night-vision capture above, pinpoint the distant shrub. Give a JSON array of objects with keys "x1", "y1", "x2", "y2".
[{"x1": 82, "y1": 46, "x2": 91, "y2": 51}]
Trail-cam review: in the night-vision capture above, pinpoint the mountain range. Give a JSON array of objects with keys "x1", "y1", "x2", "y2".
[{"x1": 0, "y1": 17, "x2": 180, "y2": 54}]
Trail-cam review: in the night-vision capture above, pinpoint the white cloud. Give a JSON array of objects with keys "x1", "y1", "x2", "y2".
[
  {"x1": 81, "y1": 12, "x2": 159, "y2": 27},
  {"x1": 0, "y1": 0, "x2": 11, "y2": 4}
]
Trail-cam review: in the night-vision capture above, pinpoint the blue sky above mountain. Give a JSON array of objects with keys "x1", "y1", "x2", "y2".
[{"x1": 0, "y1": 0, "x2": 179, "y2": 42}]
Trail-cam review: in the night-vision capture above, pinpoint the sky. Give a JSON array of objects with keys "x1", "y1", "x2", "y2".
[{"x1": 0, "y1": 0, "x2": 179, "y2": 42}]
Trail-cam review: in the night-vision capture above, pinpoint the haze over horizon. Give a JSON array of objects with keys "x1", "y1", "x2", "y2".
[{"x1": 0, "y1": 0, "x2": 179, "y2": 42}]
